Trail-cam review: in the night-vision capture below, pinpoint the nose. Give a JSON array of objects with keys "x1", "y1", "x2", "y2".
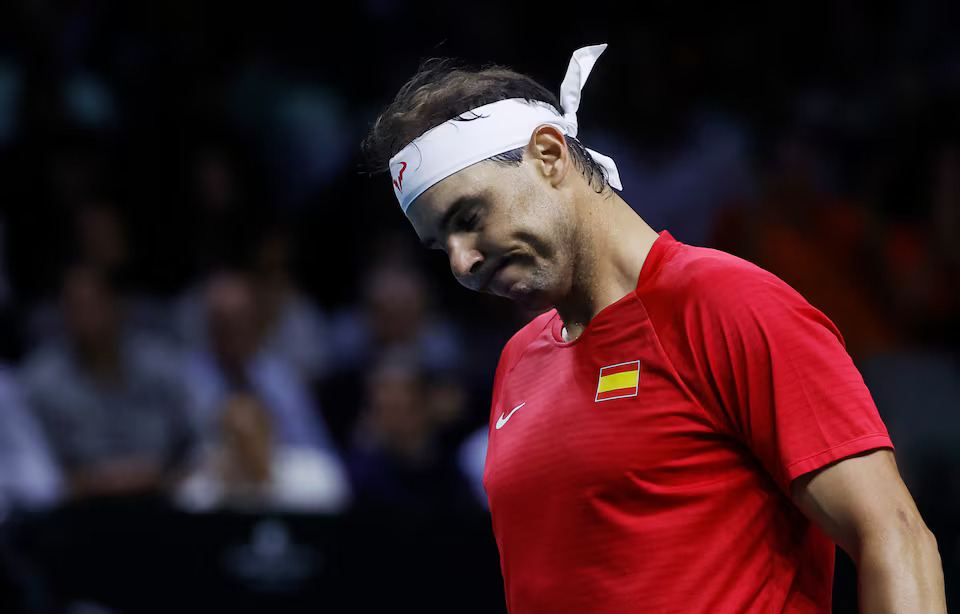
[{"x1": 448, "y1": 235, "x2": 484, "y2": 284}]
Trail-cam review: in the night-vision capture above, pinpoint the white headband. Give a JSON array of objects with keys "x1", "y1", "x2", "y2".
[{"x1": 389, "y1": 44, "x2": 622, "y2": 213}]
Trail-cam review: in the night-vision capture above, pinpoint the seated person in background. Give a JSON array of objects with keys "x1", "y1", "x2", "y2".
[
  {"x1": 346, "y1": 352, "x2": 474, "y2": 513},
  {"x1": 176, "y1": 227, "x2": 332, "y2": 385},
  {"x1": 321, "y1": 259, "x2": 465, "y2": 447},
  {"x1": 329, "y1": 259, "x2": 463, "y2": 378},
  {"x1": 176, "y1": 392, "x2": 351, "y2": 513},
  {"x1": 20, "y1": 265, "x2": 195, "y2": 501},
  {"x1": 247, "y1": 226, "x2": 332, "y2": 384},
  {"x1": 182, "y1": 271, "x2": 337, "y2": 455}
]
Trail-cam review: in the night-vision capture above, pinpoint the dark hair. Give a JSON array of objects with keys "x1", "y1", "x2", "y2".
[{"x1": 361, "y1": 58, "x2": 608, "y2": 192}]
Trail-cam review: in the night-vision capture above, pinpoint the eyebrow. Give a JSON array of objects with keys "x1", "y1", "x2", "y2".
[{"x1": 420, "y1": 194, "x2": 484, "y2": 249}]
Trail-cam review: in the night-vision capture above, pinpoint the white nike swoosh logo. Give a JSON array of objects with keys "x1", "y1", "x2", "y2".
[{"x1": 496, "y1": 402, "x2": 526, "y2": 430}]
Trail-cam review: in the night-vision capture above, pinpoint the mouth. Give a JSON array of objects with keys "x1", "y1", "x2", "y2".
[{"x1": 479, "y1": 256, "x2": 511, "y2": 294}]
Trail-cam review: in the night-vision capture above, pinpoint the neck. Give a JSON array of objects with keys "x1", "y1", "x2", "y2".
[{"x1": 555, "y1": 192, "x2": 660, "y2": 342}]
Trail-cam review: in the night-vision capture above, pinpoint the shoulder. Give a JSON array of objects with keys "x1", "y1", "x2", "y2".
[
  {"x1": 640, "y1": 243, "x2": 844, "y2": 359},
  {"x1": 651, "y1": 243, "x2": 808, "y2": 315},
  {"x1": 0, "y1": 363, "x2": 28, "y2": 419},
  {"x1": 19, "y1": 344, "x2": 71, "y2": 392}
]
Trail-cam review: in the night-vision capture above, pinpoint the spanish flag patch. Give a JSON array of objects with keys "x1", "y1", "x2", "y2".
[{"x1": 595, "y1": 360, "x2": 640, "y2": 402}]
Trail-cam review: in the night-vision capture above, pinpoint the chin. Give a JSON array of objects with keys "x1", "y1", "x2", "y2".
[{"x1": 508, "y1": 287, "x2": 553, "y2": 312}]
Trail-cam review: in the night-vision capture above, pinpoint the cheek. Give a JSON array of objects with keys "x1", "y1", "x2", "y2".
[{"x1": 512, "y1": 196, "x2": 569, "y2": 257}]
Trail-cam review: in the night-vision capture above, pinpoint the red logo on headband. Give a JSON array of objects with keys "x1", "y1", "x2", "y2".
[{"x1": 393, "y1": 162, "x2": 407, "y2": 192}]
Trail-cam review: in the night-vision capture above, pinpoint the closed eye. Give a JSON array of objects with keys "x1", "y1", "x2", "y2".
[
  {"x1": 453, "y1": 202, "x2": 485, "y2": 234},
  {"x1": 457, "y1": 210, "x2": 480, "y2": 232},
  {"x1": 420, "y1": 193, "x2": 488, "y2": 252}
]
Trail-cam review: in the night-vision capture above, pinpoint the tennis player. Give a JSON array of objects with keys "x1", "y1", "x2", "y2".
[{"x1": 362, "y1": 44, "x2": 946, "y2": 613}]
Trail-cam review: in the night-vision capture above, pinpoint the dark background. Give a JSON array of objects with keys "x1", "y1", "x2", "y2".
[{"x1": 0, "y1": 0, "x2": 957, "y2": 612}]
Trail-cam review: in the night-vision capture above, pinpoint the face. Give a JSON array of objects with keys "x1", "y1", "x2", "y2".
[
  {"x1": 406, "y1": 152, "x2": 577, "y2": 311},
  {"x1": 366, "y1": 366, "x2": 431, "y2": 448},
  {"x1": 61, "y1": 268, "x2": 120, "y2": 349},
  {"x1": 75, "y1": 202, "x2": 127, "y2": 270},
  {"x1": 363, "y1": 264, "x2": 427, "y2": 344},
  {"x1": 254, "y1": 233, "x2": 291, "y2": 278}
]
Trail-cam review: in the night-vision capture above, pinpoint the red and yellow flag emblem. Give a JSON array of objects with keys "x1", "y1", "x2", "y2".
[{"x1": 595, "y1": 360, "x2": 640, "y2": 402}]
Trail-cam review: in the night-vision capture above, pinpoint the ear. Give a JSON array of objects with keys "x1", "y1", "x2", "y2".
[{"x1": 526, "y1": 124, "x2": 570, "y2": 188}]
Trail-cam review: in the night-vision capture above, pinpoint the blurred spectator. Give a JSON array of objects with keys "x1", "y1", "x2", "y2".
[
  {"x1": 71, "y1": 198, "x2": 128, "y2": 277},
  {"x1": 181, "y1": 270, "x2": 337, "y2": 454},
  {"x1": 0, "y1": 2, "x2": 955, "y2": 609},
  {"x1": 328, "y1": 259, "x2": 463, "y2": 378},
  {"x1": 457, "y1": 426, "x2": 490, "y2": 511},
  {"x1": 873, "y1": 141, "x2": 960, "y2": 347},
  {"x1": 585, "y1": 31, "x2": 757, "y2": 250},
  {"x1": 176, "y1": 392, "x2": 351, "y2": 514},
  {"x1": 19, "y1": 194, "x2": 177, "y2": 363},
  {"x1": 320, "y1": 258, "x2": 465, "y2": 445},
  {"x1": 2, "y1": 128, "x2": 115, "y2": 307},
  {"x1": 591, "y1": 108, "x2": 757, "y2": 248},
  {"x1": 712, "y1": 131, "x2": 901, "y2": 361},
  {"x1": 189, "y1": 143, "x2": 249, "y2": 270},
  {"x1": 0, "y1": 366, "x2": 62, "y2": 522},
  {"x1": 19, "y1": 265, "x2": 195, "y2": 501},
  {"x1": 877, "y1": 221, "x2": 960, "y2": 346},
  {"x1": 346, "y1": 352, "x2": 475, "y2": 513},
  {"x1": 26, "y1": 197, "x2": 138, "y2": 343},
  {"x1": 176, "y1": 226, "x2": 332, "y2": 383},
  {"x1": 249, "y1": 227, "x2": 331, "y2": 382}
]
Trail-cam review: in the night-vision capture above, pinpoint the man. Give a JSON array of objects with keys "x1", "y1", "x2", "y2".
[
  {"x1": 181, "y1": 270, "x2": 337, "y2": 454},
  {"x1": 21, "y1": 264, "x2": 194, "y2": 501},
  {"x1": 361, "y1": 45, "x2": 946, "y2": 612},
  {"x1": 345, "y1": 350, "x2": 475, "y2": 514}
]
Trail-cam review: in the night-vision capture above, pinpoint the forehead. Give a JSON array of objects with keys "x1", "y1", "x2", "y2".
[{"x1": 406, "y1": 161, "x2": 503, "y2": 231}]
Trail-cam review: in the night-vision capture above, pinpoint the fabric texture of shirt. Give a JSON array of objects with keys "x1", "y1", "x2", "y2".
[{"x1": 482, "y1": 230, "x2": 892, "y2": 613}]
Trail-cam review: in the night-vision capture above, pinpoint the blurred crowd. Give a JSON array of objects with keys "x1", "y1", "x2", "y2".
[
  {"x1": 0, "y1": 0, "x2": 958, "y2": 611},
  {"x1": 0, "y1": 213, "x2": 492, "y2": 513}
]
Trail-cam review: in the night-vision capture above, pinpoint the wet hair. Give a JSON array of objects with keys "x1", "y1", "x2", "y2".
[{"x1": 361, "y1": 58, "x2": 608, "y2": 192}]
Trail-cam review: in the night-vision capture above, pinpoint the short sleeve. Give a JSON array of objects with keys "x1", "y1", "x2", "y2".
[{"x1": 683, "y1": 261, "x2": 893, "y2": 493}]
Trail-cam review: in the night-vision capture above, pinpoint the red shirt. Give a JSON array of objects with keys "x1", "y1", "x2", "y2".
[{"x1": 482, "y1": 230, "x2": 892, "y2": 613}]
